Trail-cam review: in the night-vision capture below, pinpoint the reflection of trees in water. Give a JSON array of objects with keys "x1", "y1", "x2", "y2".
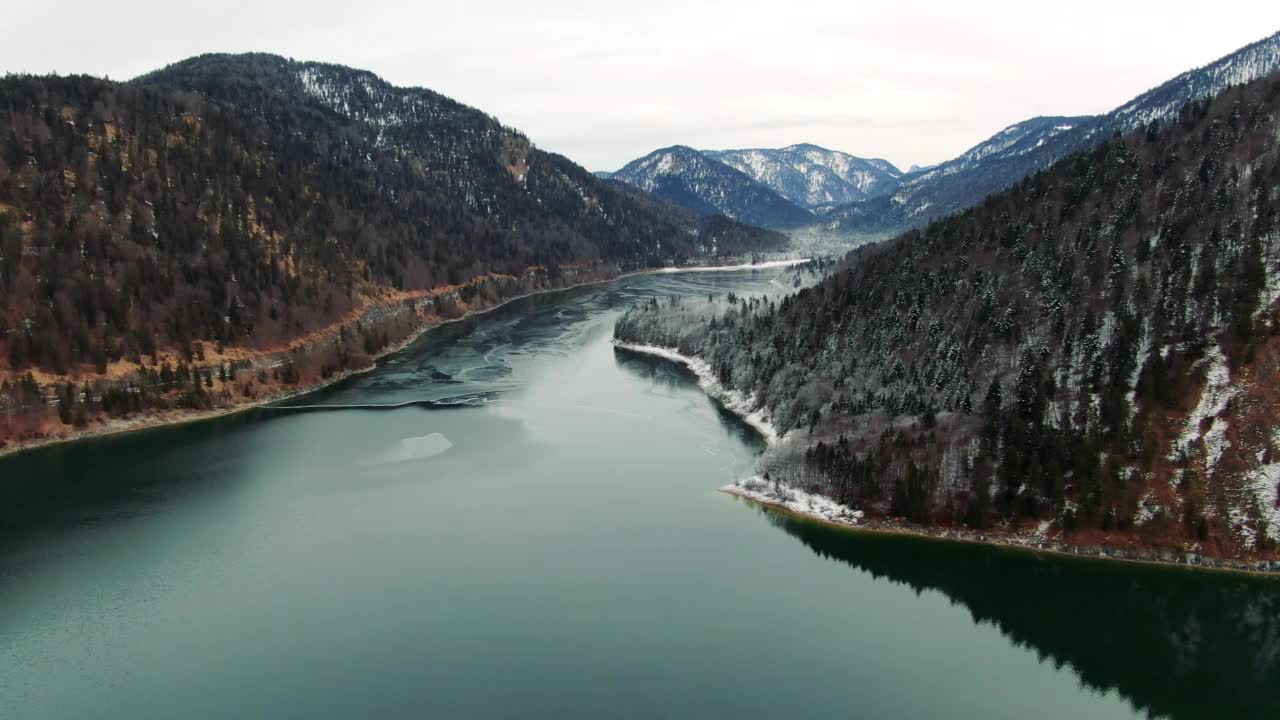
[
  {"x1": 756, "y1": 504, "x2": 1280, "y2": 720},
  {"x1": 613, "y1": 349, "x2": 767, "y2": 453},
  {"x1": 0, "y1": 410, "x2": 267, "y2": 552}
]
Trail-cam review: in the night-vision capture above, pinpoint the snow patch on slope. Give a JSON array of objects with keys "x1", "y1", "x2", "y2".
[
  {"x1": 1245, "y1": 439, "x2": 1280, "y2": 543},
  {"x1": 1172, "y1": 344, "x2": 1236, "y2": 463}
]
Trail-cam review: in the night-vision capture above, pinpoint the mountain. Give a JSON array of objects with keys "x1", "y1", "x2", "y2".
[
  {"x1": 616, "y1": 70, "x2": 1280, "y2": 560},
  {"x1": 1098, "y1": 28, "x2": 1280, "y2": 135},
  {"x1": 825, "y1": 29, "x2": 1280, "y2": 237},
  {"x1": 134, "y1": 54, "x2": 781, "y2": 262},
  {"x1": 608, "y1": 142, "x2": 901, "y2": 226},
  {"x1": 0, "y1": 54, "x2": 784, "y2": 444},
  {"x1": 826, "y1": 115, "x2": 1093, "y2": 234},
  {"x1": 702, "y1": 144, "x2": 903, "y2": 208},
  {"x1": 609, "y1": 145, "x2": 814, "y2": 229}
]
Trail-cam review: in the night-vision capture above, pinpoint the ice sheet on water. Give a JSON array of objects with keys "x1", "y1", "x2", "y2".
[{"x1": 396, "y1": 432, "x2": 453, "y2": 461}]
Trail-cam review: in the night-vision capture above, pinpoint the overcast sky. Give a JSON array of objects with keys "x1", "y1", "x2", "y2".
[{"x1": 3, "y1": 1, "x2": 1278, "y2": 171}]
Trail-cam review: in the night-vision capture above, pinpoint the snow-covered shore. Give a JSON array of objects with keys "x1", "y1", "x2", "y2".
[
  {"x1": 647, "y1": 258, "x2": 809, "y2": 274},
  {"x1": 610, "y1": 341, "x2": 780, "y2": 445},
  {"x1": 721, "y1": 477, "x2": 866, "y2": 525}
]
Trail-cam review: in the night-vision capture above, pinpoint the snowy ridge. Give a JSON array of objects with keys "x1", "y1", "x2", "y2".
[
  {"x1": 1106, "y1": 30, "x2": 1280, "y2": 133},
  {"x1": 825, "y1": 30, "x2": 1280, "y2": 237},
  {"x1": 610, "y1": 146, "x2": 814, "y2": 228},
  {"x1": 291, "y1": 63, "x2": 516, "y2": 152},
  {"x1": 704, "y1": 144, "x2": 902, "y2": 208},
  {"x1": 885, "y1": 115, "x2": 1093, "y2": 206},
  {"x1": 611, "y1": 341, "x2": 780, "y2": 444}
]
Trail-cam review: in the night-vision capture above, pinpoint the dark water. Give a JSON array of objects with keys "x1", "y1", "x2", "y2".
[{"x1": 1, "y1": 269, "x2": 1276, "y2": 719}]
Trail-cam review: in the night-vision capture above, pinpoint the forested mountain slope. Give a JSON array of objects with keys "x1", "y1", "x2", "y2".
[
  {"x1": 617, "y1": 72, "x2": 1280, "y2": 560},
  {"x1": 0, "y1": 56, "x2": 783, "y2": 448},
  {"x1": 609, "y1": 145, "x2": 815, "y2": 229},
  {"x1": 823, "y1": 30, "x2": 1280, "y2": 238}
]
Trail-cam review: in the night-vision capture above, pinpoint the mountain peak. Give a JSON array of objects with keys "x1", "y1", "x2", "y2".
[
  {"x1": 611, "y1": 146, "x2": 813, "y2": 228},
  {"x1": 780, "y1": 142, "x2": 830, "y2": 153},
  {"x1": 703, "y1": 145, "x2": 903, "y2": 209}
]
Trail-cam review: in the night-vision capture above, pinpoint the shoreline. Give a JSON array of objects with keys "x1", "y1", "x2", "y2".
[
  {"x1": 721, "y1": 479, "x2": 1280, "y2": 577},
  {"x1": 0, "y1": 259, "x2": 806, "y2": 461},
  {"x1": 610, "y1": 341, "x2": 781, "y2": 445},
  {"x1": 648, "y1": 258, "x2": 809, "y2": 273}
]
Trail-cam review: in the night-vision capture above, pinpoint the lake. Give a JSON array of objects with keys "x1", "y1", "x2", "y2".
[{"x1": 1, "y1": 268, "x2": 1275, "y2": 719}]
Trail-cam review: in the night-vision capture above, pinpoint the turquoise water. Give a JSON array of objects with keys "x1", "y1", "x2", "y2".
[{"x1": 0, "y1": 269, "x2": 1275, "y2": 718}]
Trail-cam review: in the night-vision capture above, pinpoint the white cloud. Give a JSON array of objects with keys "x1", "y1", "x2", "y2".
[{"x1": 2, "y1": 0, "x2": 1277, "y2": 171}]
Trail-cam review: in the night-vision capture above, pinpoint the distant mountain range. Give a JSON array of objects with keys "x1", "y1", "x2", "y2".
[
  {"x1": 612, "y1": 29, "x2": 1280, "y2": 238},
  {"x1": 702, "y1": 144, "x2": 902, "y2": 208},
  {"x1": 605, "y1": 142, "x2": 906, "y2": 229},
  {"x1": 608, "y1": 145, "x2": 815, "y2": 229}
]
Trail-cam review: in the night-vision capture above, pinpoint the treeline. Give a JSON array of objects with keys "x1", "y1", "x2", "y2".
[{"x1": 616, "y1": 73, "x2": 1280, "y2": 554}]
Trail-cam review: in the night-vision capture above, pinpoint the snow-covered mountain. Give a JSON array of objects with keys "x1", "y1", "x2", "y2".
[
  {"x1": 610, "y1": 145, "x2": 814, "y2": 229},
  {"x1": 702, "y1": 144, "x2": 903, "y2": 208},
  {"x1": 826, "y1": 29, "x2": 1280, "y2": 237},
  {"x1": 1099, "y1": 29, "x2": 1280, "y2": 136},
  {"x1": 829, "y1": 115, "x2": 1093, "y2": 232}
]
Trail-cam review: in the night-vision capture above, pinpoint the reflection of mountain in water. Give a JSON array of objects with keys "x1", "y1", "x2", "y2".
[{"x1": 755, "y1": 504, "x2": 1280, "y2": 720}]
